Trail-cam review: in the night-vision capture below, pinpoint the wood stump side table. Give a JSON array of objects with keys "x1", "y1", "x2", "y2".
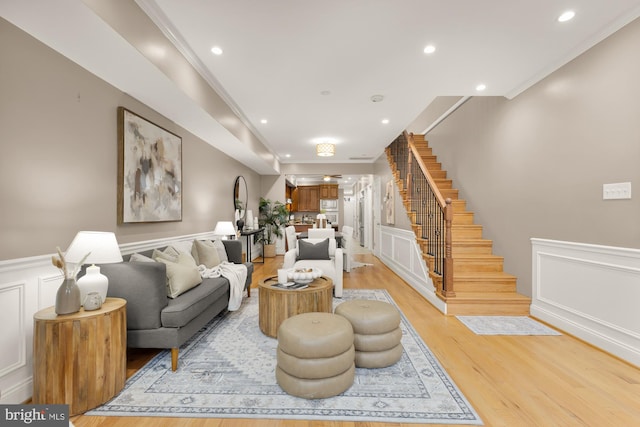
[
  {"x1": 33, "y1": 297, "x2": 127, "y2": 415},
  {"x1": 258, "y1": 275, "x2": 333, "y2": 338}
]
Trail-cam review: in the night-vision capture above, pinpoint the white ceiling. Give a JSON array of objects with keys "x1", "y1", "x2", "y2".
[{"x1": 3, "y1": 0, "x2": 640, "y2": 176}]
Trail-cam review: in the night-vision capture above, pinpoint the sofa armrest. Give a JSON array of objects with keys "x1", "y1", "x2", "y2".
[
  {"x1": 222, "y1": 239, "x2": 243, "y2": 264},
  {"x1": 99, "y1": 262, "x2": 169, "y2": 330}
]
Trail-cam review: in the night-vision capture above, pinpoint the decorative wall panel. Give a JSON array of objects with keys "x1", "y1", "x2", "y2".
[
  {"x1": 0, "y1": 282, "x2": 26, "y2": 378},
  {"x1": 532, "y1": 239, "x2": 640, "y2": 367}
]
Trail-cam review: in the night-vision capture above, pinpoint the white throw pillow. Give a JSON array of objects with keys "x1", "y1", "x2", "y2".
[
  {"x1": 152, "y1": 247, "x2": 179, "y2": 263},
  {"x1": 212, "y1": 239, "x2": 228, "y2": 263},
  {"x1": 129, "y1": 253, "x2": 155, "y2": 263}
]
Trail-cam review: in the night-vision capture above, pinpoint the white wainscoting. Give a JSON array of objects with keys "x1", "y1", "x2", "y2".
[
  {"x1": 531, "y1": 238, "x2": 640, "y2": 367},
  {"x1": 377, "y1": 225, "x2": 445, "y2": 313},
  {"x1": 0, "y1": 231, "x2": 220, "y2": 404}
]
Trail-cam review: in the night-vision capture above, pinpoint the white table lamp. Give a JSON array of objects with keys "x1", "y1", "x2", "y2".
[
  {"x1": 213, "y1": 221, "x2": 237, "y2": 239},
  {"x1": 65, "y1": 231, "x2": 123, "y2": 305}
]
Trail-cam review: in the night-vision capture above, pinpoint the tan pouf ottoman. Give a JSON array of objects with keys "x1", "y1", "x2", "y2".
[
  {"x1": 335, "y1": 299, "x2": 402, "y2": 368},
  {"x1": 276, "y1": 312, "x2": 355, "y2": 399}
]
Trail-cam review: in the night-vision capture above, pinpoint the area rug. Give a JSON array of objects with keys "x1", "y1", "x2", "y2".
[
  {"x1": 456, "y1": 316, "x2": 561, "y2": 336},
  {"x1": 351, "y1": 260, "x2": 374, "y2": 269},
  {"x1": 88, "y1": 289, "x2": 482, "y2": 425}
]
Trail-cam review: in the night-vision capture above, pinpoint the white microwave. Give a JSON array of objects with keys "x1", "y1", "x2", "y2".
[{"x1": 320, "y1": 199, "x2": 338, "y2": 210}]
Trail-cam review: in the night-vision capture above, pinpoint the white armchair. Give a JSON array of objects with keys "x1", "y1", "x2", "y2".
[
  {"x1": 285, "y1": 225, "x2": 297, "y2": 251},
  {"x1": 341, "y1": 225, "x2": 354, "y2": 272},
  {"x1": 283, "y1": 237, "x2": 343, "y2": 297}
]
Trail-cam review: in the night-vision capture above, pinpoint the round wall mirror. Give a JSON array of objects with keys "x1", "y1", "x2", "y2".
[{"x1": 234, "y1": 176, "x2": 248, "y2": 220}]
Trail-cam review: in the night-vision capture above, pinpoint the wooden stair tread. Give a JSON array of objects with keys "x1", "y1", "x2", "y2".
[
  {"x1": 446, "y1": 292, "x2": 530, "y2": 302},
  {"x1": 453, "y1": 271, "x2": 517, "y2": 280}
]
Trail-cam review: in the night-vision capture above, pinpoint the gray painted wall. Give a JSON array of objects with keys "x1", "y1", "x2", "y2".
[
  {"x1": 0, "y1": 18, "x2": 260, "y2": 260},
  {"x1": 426, "y1": 17, "x2": 640, "y2": 296}
]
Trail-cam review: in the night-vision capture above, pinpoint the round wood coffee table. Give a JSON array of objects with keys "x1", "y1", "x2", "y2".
[{"x1": 259, "y1": 275, "x2": 333, "y2": 338}]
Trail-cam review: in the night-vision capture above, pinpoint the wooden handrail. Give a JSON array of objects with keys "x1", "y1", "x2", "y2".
[{"x1": 403, "y1": 131, "x2": 447, "y2": 208}]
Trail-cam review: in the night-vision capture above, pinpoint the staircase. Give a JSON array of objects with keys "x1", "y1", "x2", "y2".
[{"x1": 386, "y1": 133, "x2": 530, "y2": 315}]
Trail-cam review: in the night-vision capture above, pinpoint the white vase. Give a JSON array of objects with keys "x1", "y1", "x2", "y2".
[
  {"x1": 245, "y1": 210, "x2": 254, "y2": 228},
  {"x1": 77, "y1": 265, "x2": 109, "y2": 304}
]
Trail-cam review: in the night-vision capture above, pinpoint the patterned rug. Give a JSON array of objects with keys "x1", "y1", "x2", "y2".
[
  {"x1": 88, "y1": 289, "x2": 482, "y2": 425},
  {"x1": 456, "y1": 316, "x2": 561, "y2": 335}
]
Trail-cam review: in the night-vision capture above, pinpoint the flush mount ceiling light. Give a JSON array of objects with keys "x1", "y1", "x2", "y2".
[
  {"x1": 423, "y1": 44, "x2": 436, "y2": 54},
  {"x1": 316, "y1": 143, "x2": 336, "y2": 157},
  {"x1": 558, "y1": 10, "x2": 575, "y2": 22}
]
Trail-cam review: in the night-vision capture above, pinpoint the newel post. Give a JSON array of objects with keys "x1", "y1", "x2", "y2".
[{"x1": 442, "y1": 198, "x2": 456, "y2": 297}]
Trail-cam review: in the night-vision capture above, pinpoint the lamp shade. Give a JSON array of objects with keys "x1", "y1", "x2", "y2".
[
  {"x1": 213, "y1": 221, "x2": 237, "y2": 239},
  {"x1": 316, "y1": 143, "x2": 335, "y2": 157},
  {"x1": 65, "y1": 231, "x2": 123, "y2": 305},
  {"x1": 65, "y1": 231, "x2": 123, "y2": 265}
]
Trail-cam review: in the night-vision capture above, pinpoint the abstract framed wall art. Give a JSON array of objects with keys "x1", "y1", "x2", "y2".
[
  {"x1": 385, "y1": 179, "x2": 395, "y2": 224},
  {"x1": 117, "y1": 107, "x2": 182, "y2": 224}
]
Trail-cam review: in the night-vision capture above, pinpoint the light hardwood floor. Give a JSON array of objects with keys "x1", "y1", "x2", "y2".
[{"x1": 71, "y1": 253, "x2": 640, "y2": 427}]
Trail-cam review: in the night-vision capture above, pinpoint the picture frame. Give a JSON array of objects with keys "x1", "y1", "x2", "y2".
[
  {"x1": 385, "y1": 179, "x2": 395, "y2": 224},
  {"x1": 117, "y1": 107, "x2": 182, "y2": 224}
]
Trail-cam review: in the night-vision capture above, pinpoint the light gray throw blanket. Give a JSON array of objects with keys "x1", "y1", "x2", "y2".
[{"x1": 198, "y1": 262, "x2": 247, "y2": 311}]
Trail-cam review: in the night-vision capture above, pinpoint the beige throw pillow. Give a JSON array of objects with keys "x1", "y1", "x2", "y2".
[
  {"x1": 152, "y1": 247, "x2": 179, "y2": 263},
  {"x1": 193, "y1": 239, "x2": 221, "y2": 268},
  {"x1": 157, "y1": 252, "x2": 202, "y2": 298}
]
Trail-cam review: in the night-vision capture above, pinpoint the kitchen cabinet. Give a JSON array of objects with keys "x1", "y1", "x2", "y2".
[
  {"x1": 320, "y1": 184, "x2": 339, "y2": 199},
  {"x1": 294, "y1": 185, "x2": 319, "y2": 211}
]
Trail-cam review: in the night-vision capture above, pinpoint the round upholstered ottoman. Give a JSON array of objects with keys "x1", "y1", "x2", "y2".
[
  {"x1": 276, "y1": 312, "x2": 355, "y2": 399},
  {"x1": 334, "y1": 299, "x2": 402, "y2": 368}
]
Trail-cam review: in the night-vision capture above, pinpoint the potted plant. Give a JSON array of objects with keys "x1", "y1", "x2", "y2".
[{"x1": 257, "y1": 197, "x2": 289, "y2": 258}]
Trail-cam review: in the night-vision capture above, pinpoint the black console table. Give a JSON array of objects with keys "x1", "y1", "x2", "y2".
[{"x1": 240, "y1": 228, "x2": 264, "y2": 264}]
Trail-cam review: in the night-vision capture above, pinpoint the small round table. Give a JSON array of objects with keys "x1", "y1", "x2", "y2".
[
  {"x1": 259, "y1": 275, "x2": 333, "y2": 338},
  {"x1": 32, "y1": 297, "x2": 127, "y2": 415}
]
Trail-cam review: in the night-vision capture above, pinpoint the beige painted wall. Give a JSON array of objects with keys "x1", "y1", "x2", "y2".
[
  {"x1": 0, "y1": 18, "x2": 260, "y2": 260},
  {"x1": 426, "y1": 17, "x2": 640, "y2": 296}
]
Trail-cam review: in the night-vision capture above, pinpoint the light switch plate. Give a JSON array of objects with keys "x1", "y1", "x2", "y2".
[{"x1": 603, "y1": 182, "x2": 631, "y2": 200}]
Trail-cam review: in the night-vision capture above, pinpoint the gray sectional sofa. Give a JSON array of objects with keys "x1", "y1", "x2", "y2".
[{"x1": 88, "y1": 239, "x2": 253, "y2": 371}]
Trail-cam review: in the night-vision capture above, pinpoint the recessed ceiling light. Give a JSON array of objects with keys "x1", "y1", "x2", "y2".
[
  {"x1": 381, "y1": 119, "x2": 390, "y2": 124},
  {"x1": 370, "y1": 94, "x2": 384, "y2": 103},
  {"x1": 476, "y1": 84, "x2": 487, "y2": 92},
  {"x1": 558, "y1": 10, "x2": 575, "y2": 22},
  {"x1": 260, "y1": 119, "x2": 268, "y2": 124},
  {"x1": 320, "y1": 90, "x2": 331, "y2": 96},
  {"x1": 423, "y1": 44, "x2": 436, "y2": 54},
  {"x1": 210, "y1": 46, "x2": 223, "y2": 55},
  {"x1": 285, "y1": 154, "x2": 291, "y2": 158}
]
